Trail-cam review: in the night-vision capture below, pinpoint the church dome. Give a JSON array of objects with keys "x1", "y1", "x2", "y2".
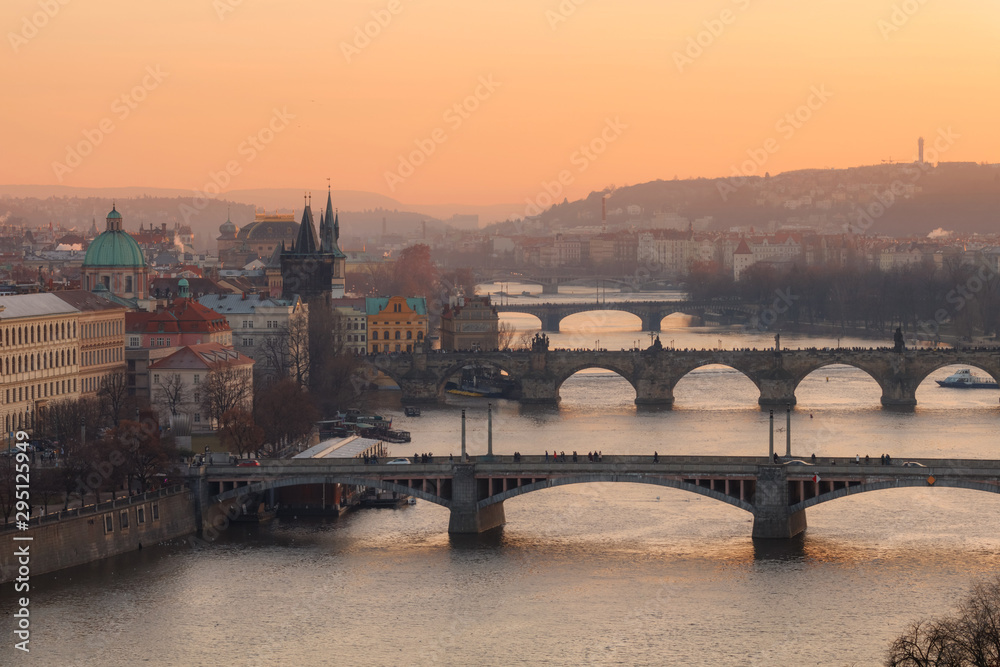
[
  {"x1": 83, "y1": 206, "x2": 146, "y2": 268},
  {"x1": 218, "y1": 213, "x2": 238, "y2": 239}
]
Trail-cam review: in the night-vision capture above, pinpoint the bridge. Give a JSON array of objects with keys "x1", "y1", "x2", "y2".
[
  {"x1": 482, "y1": 271, "x2": 638, "y2": 294},
  {"x1": 371, "y1": 346, "x2": 1000, "y2": 407},
  {"x1": 188, "y1": 455, "x2": 1000, "y2": 539},
  {"x1": 494, "y1": 300, "x2": 755, "y2": 332}
]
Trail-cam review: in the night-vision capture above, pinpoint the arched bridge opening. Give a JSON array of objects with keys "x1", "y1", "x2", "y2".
[
  {"x1": 671, "y1": 363, "x2": 761, "y2": 409},
  {"x1": 793, "y1": 363, "x2": 885, "y2": 410},
  {"x1": 788, "y1": 477, "x2": 1000, "y2": 515},
  {"x1": 475, "y1": 475, "x2": 755, "y2": 515},
  {"x1": 556, "y1": 365, "x2": 639, "y2": 406},
  {"x1": 914, "y1": 363, "x2": 1000, "y2": 410}
]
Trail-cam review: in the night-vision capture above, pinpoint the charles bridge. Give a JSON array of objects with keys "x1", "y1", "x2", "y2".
[
  {"x1": 369, "y1": 345, "x2": 1000, "y2": 407},
  {"x1": 192, "y1": 455, "x2": 1000, "y2": 539},
  {"x1": 493, "y1": 299, "x2": 755, "y2": 332}
]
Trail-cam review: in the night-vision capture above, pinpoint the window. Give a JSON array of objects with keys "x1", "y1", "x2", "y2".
[
  {"x1": 104, "y1": 514, "x2": 114, "y2": 533},
  {"x1": 137, "y1": 507, "x2": 145, "y2": 524},
  {"x1": 406, "y1": 331, "x2": 412, "y2": 340},
  {"x1": 120, "y1": 510, "x2": 129, "y2": 530},
  {"x1": 193, "y1": 374, "x2": 200, "y2": 385},
  {"x1": 394, "y1": 331, "x2": 401, "y2": 340},
  {"x1": 194, "y1": 413, "x2": 201, "y2": 423},
  {"x1": 152, "y1": 503, "x2": 159, "y2": 521},
  {"x1": 395, "y1": 344, "x2": 401, "y2": 352},
  {"x1": 243, "y1": 338, "x2": 253, "y2": 346},
  {"x1": 153, "y1": 374, "x2": 159, "y2": 385},
  {"x1": 194, "y1": 391, "x2": 200, "y2": 403}
]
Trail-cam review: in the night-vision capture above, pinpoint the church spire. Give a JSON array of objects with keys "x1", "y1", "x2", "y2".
[
  {"x1": 292, "y1": 199, "x2": 318, "y2": 254},
  {"x1": 323, "y1": 184, "x2": 335, "y2": 252}
]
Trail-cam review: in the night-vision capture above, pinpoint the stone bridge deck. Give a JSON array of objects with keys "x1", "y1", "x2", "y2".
[
  {"x1": 494, "y1": 300, "x2": 754, "y2": 332},
  {"x1": 373, "y1": 347, "x2": 1000, "y2": 408},
  {"x1": 189, "y1": 455, "x2": 1000, "y2": 539}
]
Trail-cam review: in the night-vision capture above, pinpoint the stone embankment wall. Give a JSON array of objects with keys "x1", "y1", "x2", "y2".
[{"x1": 0, "y1": 486, "x2": 196, "y2": 583}]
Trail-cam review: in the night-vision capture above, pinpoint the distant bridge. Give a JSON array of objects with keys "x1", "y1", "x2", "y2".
[
  {"x1": 482, "y1": 270, "x2": 676, "y2": 294},
  {"x1": 370, "y1": 346, "x2": 1000, "y2": 407},
  {"x1": 191, "y1": 455, "x2": 1000, "y2": 538},
  {"x1": 494, "y1": 299, "x2": 755, "y2": 332}
]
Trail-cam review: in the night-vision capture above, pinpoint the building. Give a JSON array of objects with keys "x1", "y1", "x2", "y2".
[
  {"x1": 0, "y1": 293, "x2": 82, "y2": 433},
  {"x1": 147, "y1": 342, "x2": 254, "y2": 432},
  {"x1": 366, "y1": 296, "x2": 428, "y2": 354},
  {"x1": 440, "y1": 295, "x2": 499, "y2": 351},
  {"x1": 279, "y1": 189, "x2": 347, "y2": 301},
  {"x1": 125, "y1": 280, "x2": 233, "y2": 350},
  {"x1": 331, "y1": 297, "x2": 368, "y2": 355},
  {"x1": 51, "y1": 290, "x2": 127, "y2": 397},
  {"x1": 733, "y1": 239, "x2": 753, "y2": 280},
  {"x1": 218, "y1": 209, "x2": 299, "y2": 268},
  {"x1": 81, "y1": 205, "x2": 149, "y2": 300},
  {"x1": 195, "y1": 292, "x2": 306, "y2": 376}
]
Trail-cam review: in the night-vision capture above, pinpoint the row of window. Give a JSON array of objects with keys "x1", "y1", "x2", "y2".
[
  {"x1": 83, "y1": 348, "x2": 122, "y2": 366},
  {"x1": 371, "y1": 343, "x2": 413, "y2": 353},
  {"x1": 371, "y1": 330, "x2": 423, "y2": 341},
  {"x1": 83, "y1": 321, "x2": 122, "y2": 339},
  {"x1": 1, "y1": 320, "x2": 76, "y2": 347},
  {"x1": 2, "y1": 348, "x2": 77, "y2": 375},
  {"x1": 4, "y1": 378, "x2": 77, "y2": 405},
  {"x1": 345, "y1": 321, "x2": 367, "y2": 330},
  {"x1": 103, "y1": 502, "x2": 160, "y2": 534}
]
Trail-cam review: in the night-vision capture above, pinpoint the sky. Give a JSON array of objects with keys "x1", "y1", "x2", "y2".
[{"x1": 2, "y1": 0, "x2": 998, "y2": 207}]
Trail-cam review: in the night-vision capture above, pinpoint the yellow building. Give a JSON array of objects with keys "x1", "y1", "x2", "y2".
[
  {"x1": 52, "y1": 291, "x2": 127, "y2": 397},
  {"x1": 365, "y1": 297, "x2": 428, "y2": 354},
  {"x1": 0, "y1": 293, "x2": 82, "y2": 433}
]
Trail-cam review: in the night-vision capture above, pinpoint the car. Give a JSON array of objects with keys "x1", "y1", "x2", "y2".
[
  {"x1": 237, "y1": 460, "x2": 260, "y2": 467},
  {"x1": 387, "y1": 458, "x2": 412, "y2": 465},
  {"x1": 901, "y1": 461, "x2": 926, "y2": 468},
  {"x1": 783, "y1": 459, "x2": 813, "y2": 465}
]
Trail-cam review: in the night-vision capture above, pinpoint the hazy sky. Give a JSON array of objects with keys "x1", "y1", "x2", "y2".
[{"x1": 3, "y1": 0, "x2": 998, "y2": 206}]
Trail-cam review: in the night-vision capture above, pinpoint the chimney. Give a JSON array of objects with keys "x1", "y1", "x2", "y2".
[{"x1": 241, "y1": 292, "x2": 246, "y2": 300}]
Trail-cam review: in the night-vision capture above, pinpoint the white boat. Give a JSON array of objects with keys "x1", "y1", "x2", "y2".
[{"x1": 936, "y1": 368, "x2": 999, "y2": 389}]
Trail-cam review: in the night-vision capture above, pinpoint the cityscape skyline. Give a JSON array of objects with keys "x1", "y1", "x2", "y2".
[{"x1": 3, "y1": 0, "x2": 998, "y2": 206}]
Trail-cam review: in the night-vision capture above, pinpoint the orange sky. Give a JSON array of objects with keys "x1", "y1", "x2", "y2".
[{"x1": 3, "y1": 0, "x2": 998, "y2": 207}]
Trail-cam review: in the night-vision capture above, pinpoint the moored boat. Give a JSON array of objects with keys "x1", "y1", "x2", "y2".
[{"x1": 936, "y1": 368, "x2": 999, "y2": 389}]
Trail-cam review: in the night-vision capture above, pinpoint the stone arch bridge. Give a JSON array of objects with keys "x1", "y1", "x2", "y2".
[
  {"x1": 371, "y1": 347, "x2": 1000, "y2": 407},
  {"x1": 191, "y1": 456, "x2": 1000, "y2": 538},
  {"x1": 494, "y1": 300, "x2": 755, "y2": 332}
]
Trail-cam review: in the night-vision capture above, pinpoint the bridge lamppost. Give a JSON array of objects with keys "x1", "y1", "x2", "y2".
[
  {"x1": 785, "y1": 404, "x2": 792, "y2": 458},
  {"x1": 768, "y1": 410, "x2": 774, "y2": 459}
]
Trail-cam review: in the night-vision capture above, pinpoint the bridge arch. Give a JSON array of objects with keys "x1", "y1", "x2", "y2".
[
  {"x1": 477, "y1": 475, "x2": 754, "y2": 513},
  {"x1": 436, "y1": 358, "x2": 521, "y2": 397},
  {"x1": 789, "y1": 478, "x2": 1000, "y2": 514},
  {"x1": 791, "y1": 361, "x2": 887, "y2": 407},
  {"x1": 559, "y1": 308, "x2": 643, "y2": 332},
  {"x1": 211, "y1": 475, "x2": 453, "y2": 508},
  {"x1": 791, "y1": 360, "x2": 887, "y2": 393},
  {"x1": 671, "y1": 362, "x2": 762, "y2": 407},
  {"x1": 554, "y1": 363, "x2": 639, "y2": 398},
  {"x1": 912, "y1": 360, "x2": 1000, "y2": 391}
]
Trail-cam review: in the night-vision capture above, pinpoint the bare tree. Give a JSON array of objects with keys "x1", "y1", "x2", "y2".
[
  {"x1": 255, "y1": 378, "x2": 318, "y2": 458},
  {"x1": 200, "y1": 365, "x2": 252, "y2": 429},
  {"x1": 153, "y1": 373, "x2": 187, "y2": 417},
  {"x1": 98, "y1": 370, "x2": 133, "y2": 427},
  {"x1": 886, "y1": 575, "x2": 1000, "y2": 666},
  {"x1": 219, "y1": 409, "x2": 264, "y2": 459},
  {"x1": 498, "y1": 321, "x2": 517, "y2": 350}
]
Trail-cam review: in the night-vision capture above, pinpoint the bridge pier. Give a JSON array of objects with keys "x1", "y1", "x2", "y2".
[
  {"x1": 640, "y1": 312, "x2": 662, "y2": 333},
  {"x1": 879, "y1": 382, "x2": 917, "y2": 409},
  {"x1": 757, "y1": 378, "x2": 797, "y2": 407},
  {"x1": 752, "y1": 465, "x2": 807, "y2": 539},
  {"x1": 448, "y1": 464, "x2": 506, "y2": 533},
  {"x1": 398, "y1": 378, "x2": 442, "y2": 404},
  {"x1": 541, "y1": 313, "x2": 562, "y2": 333},
  {"x1": 541, "y1": 283, "x2": 559, "y2": 295},
  {"x1": 519, "y1": 376, "x2": 560, "y2": 404},
  {"x1": 635, "y1": 377, "x2": 674, "y2": 406}
]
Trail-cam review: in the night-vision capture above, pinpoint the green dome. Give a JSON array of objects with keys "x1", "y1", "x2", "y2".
[
  {"x1": 107, "y1": 206, "x2": 122, "y2": 220},
  {"x1": 83, "y1": 230, "x2": 146, "y2": 268}
]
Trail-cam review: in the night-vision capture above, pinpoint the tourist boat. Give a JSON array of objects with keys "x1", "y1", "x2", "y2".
[
  {"x1": 935, "y1": 368, "x2": 999, "y2": 389},
  {"x1": 404, "y1": 406, "x2": 421, "y2": 417}
]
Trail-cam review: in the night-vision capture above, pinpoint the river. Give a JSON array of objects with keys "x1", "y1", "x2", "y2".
[{"x1": 3, "y1": 284, "x2": 999, "y2": 666}]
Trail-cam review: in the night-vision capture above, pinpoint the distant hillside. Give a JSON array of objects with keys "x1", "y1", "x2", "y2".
[{"x1": 530, "y1": 162, "x2": 1000, "y2": 237}]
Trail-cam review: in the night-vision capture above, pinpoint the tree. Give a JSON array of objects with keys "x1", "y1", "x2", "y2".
[
  {"x1": 219, "y1": 409, "x2": 264, "y2": 459},
  {"x1": 107, "y1": 412, "x2": 174, "y2": 493},
  {"x1": 255, "y1": 378, "x2": 318, "y2": 458},
  {"x1": 257, "y1": 308, "x2": 310, "y2": 388},
  {"x1": 98, "y1": 370, "x2": 133, "y2": 427},
  {"x1": 153, "y1": 372, "x2": 187, "y2": 418},
  {"x1": 393, "y1": 244, "x2": 439, "y2": 299},
  {"x1": 200, "y1": 364, "x2": 252, "y2": 429},
  {"x1": 886, "y1": 575, "x2": 1000, "y2": 666},
  {"x1": 498, "y1": 321, "x2": 517, "y2": 350}
]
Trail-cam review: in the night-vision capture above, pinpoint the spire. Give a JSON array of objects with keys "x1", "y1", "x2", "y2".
[
  {"x1": 323, "y1": 185, "x2": 335, "y2": 252},
  {"x1": 292, "y1": 201, "x2": 318, "y2": 254}
]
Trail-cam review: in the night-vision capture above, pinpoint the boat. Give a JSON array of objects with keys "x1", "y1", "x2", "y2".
[
  {"x1": 520, "y1": 291, "x2": 539, "y2": 298},
  {"x1": 404, "y1": 406, "x2": 421, "y2": 417},
  {"x1": 444, "y1": 364, "x2": 517, "y2": 398},
  {"x1": 935, "y1": 369, "x2": 999, "y2": 389}
]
